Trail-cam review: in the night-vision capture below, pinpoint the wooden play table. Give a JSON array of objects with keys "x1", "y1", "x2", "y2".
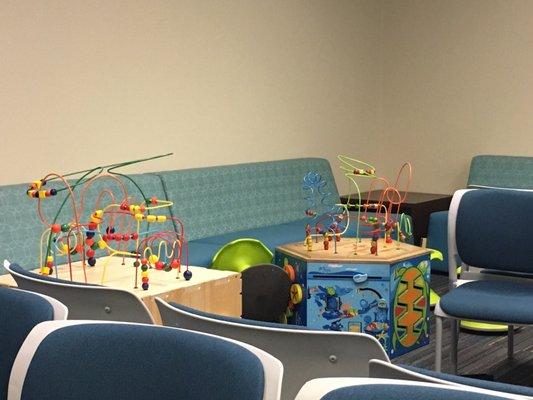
[{"x1": 0, "y1": 257, "x2": 241, "y2": 324}]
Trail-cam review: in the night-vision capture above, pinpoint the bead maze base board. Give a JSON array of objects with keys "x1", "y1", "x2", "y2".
[{"x1": 275, "y1": 238, "x2": 431, "y2": 358}]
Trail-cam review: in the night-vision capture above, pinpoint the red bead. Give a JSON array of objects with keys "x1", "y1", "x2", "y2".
[
  {"x1": 141, "y1": 258, "x2": 148, "y2": 265},
  {"x1": 102, "y1": 234, "x2": 109, "y2": 242},
  {"x1": 141, "y1": 277, "x2": 149, "y2": 283},
  {"x1": 122, "y1": 234, "x2": 129, "y2": 241},
  {"x1": 171, "y1": 259, "x2": 180, "y2": 269},
  {"x1": 75, "y1": 244, "x2": 83, "y2": 253},
  {"x1": 46, "y1": 261, "x2": 53, "y2": 268},
  {"x1": 131, "y1": 232, "x2": 138, "y2": 240},
  {"x1": 115, "y1": 234, "x2": 122, "y2": 242},
  {"x1": 150, "y1": 196, "x2": 158, "y2": 204},
  {"x1": 140, "y1": 206, "x2": 146, "y2": 212},
  {"x1": 85, "y1": 238, "x2": 94, "y2": 247},
  {"x1": 120, "y1": 202, "x2": 128, "y2": 210},
  {"x1": 51, "y1": 224, "x2": 61, "y2": 233},
  {"x1": 86, "y1": 249, "x2": 95, "y2": 258},
  {"x1": 155, "y1": 261, "x2": 164, "y2": 270},
  {"x1": 88, "y1": 222, "x2": 97, "y2": 230}
]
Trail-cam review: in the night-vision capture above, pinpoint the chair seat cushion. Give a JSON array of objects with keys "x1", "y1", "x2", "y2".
[
  {"x1": 320, "y1": 384, "x2": 507, "y2": 400},
  {"x1": 439, "y1": 280, "x2": 533, "y2": 324},
  {"x1": 402, "y1": 364, "x2": 533, "y2": 397}
]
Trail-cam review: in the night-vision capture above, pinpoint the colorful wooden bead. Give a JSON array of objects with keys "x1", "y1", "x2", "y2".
[
  {"x1": 51, "y1": 224, "x2": 61, "y2": 233},
  {"x1": 146, "y1": 215, "x2": 156, "y2": 223},
  {"x1": 149, "y1": 254, "x2": 159, "y2": 264},
  {"x1": 88, "y1": 257, "x2": 96, "y2": 266},
  {"x1": 155, "y1": 261, "x2": 164, "y2": 270},
  {"x1": 183, "y1": 270, "x2": 192, "y2": 281}
]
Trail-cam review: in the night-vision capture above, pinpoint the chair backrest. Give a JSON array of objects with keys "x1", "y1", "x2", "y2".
[
  {"x1": 448, "y1": 189, "x2": 533, "y2": 279},
  {"x1": 8, "y1": 320, "x2": 282, "y2": 400},
  {"x1": 4, "y1": 261, "x2": 154, "y2": 324},
  {"x1": 155, "y1": 298, "x2": 389, "y2": 400},
  {"x1": 0, "y1": 286, "x2": 67, "y2": 400},
  {"x1": 296, "y1": 378, "x2": 523, "y2": 400}
]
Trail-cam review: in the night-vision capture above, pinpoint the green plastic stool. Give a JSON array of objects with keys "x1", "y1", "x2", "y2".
[{"x1": 211, "y1": 238, "x2": 274, "y2": 272}]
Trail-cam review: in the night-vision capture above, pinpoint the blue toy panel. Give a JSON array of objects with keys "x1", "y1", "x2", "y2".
[
  {"x1": 274, "y1": 251, "x2": 308, "y2": 326},
  {"x1": 306, "y1": 263, "x2": 391, "y2": 350}
]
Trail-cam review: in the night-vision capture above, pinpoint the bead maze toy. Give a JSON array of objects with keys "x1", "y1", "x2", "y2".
[
  {"x1": 25, "y1": 154, "x2": 191, "y2": 290},
  {"x1": 275, "y1": 156, "x2": 432, "y2": 358}
]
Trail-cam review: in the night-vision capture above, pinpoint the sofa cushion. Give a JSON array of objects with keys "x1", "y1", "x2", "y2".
[
  {"x1": 157, "y1": 158, "x2": 340, "y2": 241},
  {"x1": 190, "y1": 213, "x2": 414, "y2": 267}
]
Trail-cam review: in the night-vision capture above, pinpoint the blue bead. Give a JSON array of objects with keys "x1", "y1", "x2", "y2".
[
  {"x1": 142, "y1": 283, "x2": 149, "y2": 290},
  {"x1": 88, "y1": 257, "x2": 96, "y2": 267},
  {"x1": 183, "y1": 270, "x2": 192, "y2": 281}
]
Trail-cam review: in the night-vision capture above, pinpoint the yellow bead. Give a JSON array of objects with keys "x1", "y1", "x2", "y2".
[
  {"x1": 156, "y1": 215, "x2": 167, "y2": 223},
  {"x1": 146, "y1": 215, "x2": 156, "y2": 223},
  {"x1": 41, "y1": 266, "x2": 50, "y2": 275},
  {"x1": 149, "y1": 254, "x2": 159, "y2": 264},
  {"x1": 98, "y1": 240, "x2": 107, "y2": 249},
  {"x1": 141, "y1": 271, "x2": 149, "y2": 278},
  {"x1": 32, "y1": 180, "x2": 42, "y2": 190},
  {"x1": 129, "y1": 205, "x2": 135, "y2": 212},
  {"x1": 38, "y1": 190, "x2": 47, "y2": 199},
  {"x1": 94, "y1": 210, "x2": 103, "y2": 218},
  {"x1": 46, "y1": 256, "x2": 54, "y2": 263},
  {"x1": 134, "y1": 213, "x2": 144, "y2": 221},
  {"x1": 27, "y1": 190, "x2": 36, "y2": 198},
  {"x1": 90, "y1": 215, "x2": 101, "y2": 224},
  {"x1": 134, "y1": 205, "x2": 141, "y2": 213},
  {"x1": 61, "y1": 244, "x2": 69, "y2": 253}
]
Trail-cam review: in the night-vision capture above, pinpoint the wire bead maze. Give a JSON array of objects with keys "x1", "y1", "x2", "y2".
[
  {"x1": 25, "y1": 153, "x2": 191, "y2": 290},
  {"x1": 302, "y1": 156, "x2": 413, "y2": 256}
]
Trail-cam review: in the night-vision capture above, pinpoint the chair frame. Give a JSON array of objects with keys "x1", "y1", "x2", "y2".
[
  {"x1": 155, "y1": 297, "x2": 389, "y2": 400},
  {"x1": 4, "y1": 260, "x2": 155, "y2": 324},
  {"x1": 8, "y1": 320, "x2": 283, "y2": 400},
  {"x1": 294, "y1": 377, "x2": 527, "y2": 400},
  {"x1": 434, "y1": 189, "x2": 533, "y2": 373}
]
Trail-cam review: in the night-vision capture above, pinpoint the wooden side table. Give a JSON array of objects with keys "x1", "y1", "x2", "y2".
[
  {"x1": 0, "y1": 258, "x2": 241, "y2": 324},
  {"x1": 340, "y1": 192, "x2": 452, "y2": 246}
]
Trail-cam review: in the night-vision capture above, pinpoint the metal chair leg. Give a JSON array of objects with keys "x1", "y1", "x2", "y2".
[
  {"x1": 435, "y1": 315, "x2": 443, "y2": 372},
  {"x1": 450, "y1": 319, "x2": 458, "y2": 374},
  {"x1": 508, "y1": 324, "x2": 514, "y2": 359}
]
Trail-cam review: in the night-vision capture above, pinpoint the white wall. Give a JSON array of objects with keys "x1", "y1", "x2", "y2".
[
  {"x1": 0, "y1": 0, "x2": 382, "y2": 195},
  {"x1": 380, "y1": 0, "x2": 533, "y2": 193}
]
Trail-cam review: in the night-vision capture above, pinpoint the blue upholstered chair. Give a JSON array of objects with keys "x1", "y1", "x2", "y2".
[
  {"x1": 7, "y1": 320, "x2": 283, "y2": 400},
  {"x1": 155, "y1": 298, "x2": 389, "y2": 400},
  {"x1": 4, "y1": 261, "x2": 154, "y2": 324},
  {"x1": 294, "y1": 378, "x2": 522, "y2": 400},
  {"x1": 435, "y1": 189, "x2": 533, "y2": 373},
  {"x1": 0, "y1": 286, "x2": 67, "y2": 399}
]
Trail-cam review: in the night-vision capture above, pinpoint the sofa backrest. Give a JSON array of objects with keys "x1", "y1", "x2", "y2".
[
  {"x1": 468, "y1": 155, "x2": 533, "y2": 189},
  {"x1": 157, "y1": 158, "x2": 339, "y2": 241}
]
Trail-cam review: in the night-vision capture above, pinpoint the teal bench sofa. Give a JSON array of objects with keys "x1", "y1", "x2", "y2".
[
  {"x1": 428, "y1": 155, "x2": 533, "y2": 273},
  {"x1": 0, "y1": 158, "x2": 340, "y2": 273}
]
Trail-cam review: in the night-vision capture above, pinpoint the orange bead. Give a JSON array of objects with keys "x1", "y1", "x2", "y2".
[{"x1": 51, "y1": 224, "x2": 61, "y2": 233}]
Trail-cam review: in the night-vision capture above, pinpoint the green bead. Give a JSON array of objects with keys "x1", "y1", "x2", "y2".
[
  {"x1": 164, "y1": 266, "x2": 172, "y2": 272},
  {"x1": 61, "y1": 224, "x2": 70, "y2": 232},
  {"x1": 141, "y1": 265, "x2": 148, "y2": 271},
  {"x1": 91, "y1": 242, "x2": 99, "y2": 250},
  {"x1": 133, "y1": 261, "x2": 140, "y2": 268}
]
